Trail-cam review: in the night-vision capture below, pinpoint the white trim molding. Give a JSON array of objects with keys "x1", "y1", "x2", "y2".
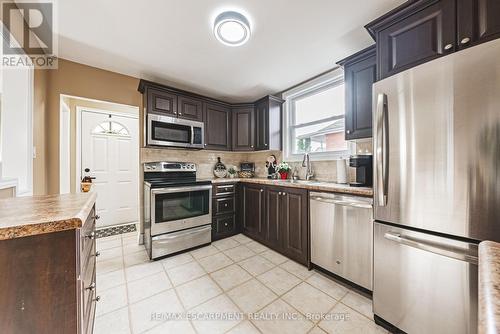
[{"x1": 282, "y1": 68, "x2": 349, "y2": 162}]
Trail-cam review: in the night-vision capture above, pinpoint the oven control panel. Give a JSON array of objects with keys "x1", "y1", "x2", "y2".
[{"x1": 144, "y1": 162, "x2": 196, "y2": 172}]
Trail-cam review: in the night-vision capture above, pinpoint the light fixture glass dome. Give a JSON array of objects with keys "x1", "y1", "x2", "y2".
[{"x1": 214, "y1": 11, "x2": 251, "y2": 47}]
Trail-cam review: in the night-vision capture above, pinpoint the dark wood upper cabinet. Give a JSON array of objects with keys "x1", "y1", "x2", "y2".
[
  {"x1": 203, "y1": 103, "x2": 232, "y2": 150},
  {"x1": 255, "y1": 96, "x2": 284, "y2": 151},
  {"x1": 457, "y1": 0, "x2": 500, "y2": 48},
  {"x1": 281, "y1": 187, "x2": 308, "y2": 265},
  {"x1": 241, "y1": 184, "x2": 265, "y2": 242},
  {"x1": 232, "y1": 105, "x2": 255, "y2": 151},
  {"x1": 366, "y1": 0, "x2": 500, "y2": 80},
  {"x1": 337, "y1": 45, "x2": 376, "y2": 140},
  {"x1": 147, "y1": 87, "x2": 178, "y2": 116},
  {"x1": 366, "y1": 0, "x2": 456, "y2": 80},
  {"x1": 178, "y1": 96, "x2": 203, "y2": 122}
]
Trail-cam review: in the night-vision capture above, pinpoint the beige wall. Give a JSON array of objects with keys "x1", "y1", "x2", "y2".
[
  {"x1": 33, "y1": 69, "x2": 48, "y2": 195},
  {"x1": 34, "y1": 59, "x2": 142, "y2": 194}
]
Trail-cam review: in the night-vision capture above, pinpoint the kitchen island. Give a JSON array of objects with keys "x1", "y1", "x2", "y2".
[
  {"x1": 0, "y1": 192, "x2": 98, "y2": 334},
  {"x1": 479, "y1": 241, "x2": 500, "y2": 334}
]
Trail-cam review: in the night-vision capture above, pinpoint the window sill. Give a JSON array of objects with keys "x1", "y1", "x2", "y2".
[{"x1": 283, "y1": 151, "x2": 350, "y2": 162}]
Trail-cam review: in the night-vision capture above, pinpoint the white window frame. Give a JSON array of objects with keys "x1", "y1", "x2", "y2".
[{"x1": 283, "y1": 68, "x2": 349, "y2": 161}]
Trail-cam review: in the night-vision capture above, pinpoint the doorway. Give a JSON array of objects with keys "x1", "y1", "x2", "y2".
[{"x1": 59, "y1": 95, "x2": 140, "y2": 229}]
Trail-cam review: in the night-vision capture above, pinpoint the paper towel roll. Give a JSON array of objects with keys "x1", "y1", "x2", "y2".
[{"x1": 336, "y1": 159, "x2": 348, "y2": 184}]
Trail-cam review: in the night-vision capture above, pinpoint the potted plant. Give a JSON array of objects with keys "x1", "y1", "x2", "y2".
[
  {"x1": 277, "y1": 162, "x2": 291, "y2": 180},
  {"x1": 227, "y1": 167, "x2": 237, "y2": 178}
]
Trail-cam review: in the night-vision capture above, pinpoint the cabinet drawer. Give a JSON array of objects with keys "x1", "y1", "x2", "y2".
[
  {"x1": 214, "y1": 183, "x2": 236, "y2": 196},
  {"x1": 214, "y1": 196, "x2": 235, "y2": 215},
  {"x1": 82, "y1": 241, "x2": 96, "y2": 314},
  {"x1": 212, "y1": 214, "x2": 236, "y2": 239},
  {"x1": 80, "y1": 208, "x2": 96, "y2": 268}
]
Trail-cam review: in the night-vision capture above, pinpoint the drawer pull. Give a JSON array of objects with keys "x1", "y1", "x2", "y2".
[
  {"x1": 85, "y1": 282, "x2": 96, "y2": 291},
  {"x1": 85, "y1": 232, "x2": 95, "y2": 240},
  {"x1": 94, "y1": 296, "x2": 101, "y2": 302},
  {"x1": 224, "y1": 223, "x2": 228, "y2": 227},
  {"x1": 95, "y1": 251, "x2": 101, "y2": 257},
  {"x1": 92, "y1": 215, "x2": 101, "y2": 220},
  {"x1": 224, "y1": 203, "x2": 228, "y2": 207}
]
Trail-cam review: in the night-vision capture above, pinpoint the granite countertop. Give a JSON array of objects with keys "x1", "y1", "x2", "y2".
[
  {"x1": 207, "y1": 177, "x2": 373, "y2": 197},
  {"x1": 0, "y1": 192, "x2": 97, "y2": 240},
  {"x1": 479, "y1": 241, "x2": 500, "y2": 334}
]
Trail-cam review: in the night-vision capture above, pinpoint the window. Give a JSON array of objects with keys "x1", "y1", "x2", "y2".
[
  {"x1": 283, "y1": 69, "x2": 348, "y2": 160},
  {"x1": 92, "y1": 121, "x2": 130, "y2": 136}
]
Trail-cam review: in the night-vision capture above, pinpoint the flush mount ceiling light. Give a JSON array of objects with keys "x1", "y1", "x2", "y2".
[{"x1": 213, "y1": 11, "x2": 251, "y2": 47}]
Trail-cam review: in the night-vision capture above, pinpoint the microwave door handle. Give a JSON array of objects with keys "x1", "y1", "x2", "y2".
[{"x1": 376, "y1": 93, "x2": 388, "y2": 206}]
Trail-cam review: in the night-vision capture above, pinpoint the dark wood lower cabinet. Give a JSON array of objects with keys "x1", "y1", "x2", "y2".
[
  {"x1": 212, "y1": 183, "x2": 240, "y2": 241},
  {"x1": 241, "y1": 183, "x2": 309, "y2": 265},
  {"x1": 281, "y1": 187, "x2": 308, "y2": 265},
  {"x1": 241, "y1": 184, "x2": 265, "y2": 243},
  {"x1": 0, "y1": 206, "x2": 97, "y2": 334}
]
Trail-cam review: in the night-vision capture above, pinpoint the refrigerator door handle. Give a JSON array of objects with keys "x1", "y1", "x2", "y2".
[
  {"x1": 376, "y1": 93, "x2": 389, "y2": 206},
  {"x1": 383, "y1": 232, "x2": 478, "y2": 265}
]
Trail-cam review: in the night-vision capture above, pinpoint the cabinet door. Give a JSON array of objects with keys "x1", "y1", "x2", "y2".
[
  {"x1": 281, "y1": 188, "x2": 308, "y2": 265},
  {"x1": 344, "y1": 49, "x2": 376, "y2": 140},
  {"x1": 265, "y1": 187, "x2": 282, "y2": 249},
  {"x1": 212, "y1": 214, "x2": 236, "y2": 241},
  {"x1": 242, "y1": 184, "x2": 265, "y2": 241},
  {"x1": 203, "y1": 103, "x2": 231, "y2": 150},
  {"x1": 147, "y1": 88, "x2": 178, "y2": 116},
  {"x1": 457, "y1": 0, "x2": 500, "y2": 49},
  {"x1": 178, "y1": 96, "x2": 203, "y2": 122},
  {"x1": 232, "y1": 106, "x2": 255, "y2": 151},
  {"x1": 255, "y1": 100, "x2": 268, "y2": 150},
  {"x1": 377, "y1": 0, "x2": 456, "y2": 80}
]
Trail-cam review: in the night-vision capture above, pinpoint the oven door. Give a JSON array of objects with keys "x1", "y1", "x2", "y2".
[
  {"x1": 150, "y1": 184, "x2": 212, "y2": 236},
  {"x1": 147, "y1": 114, "x2": 204, "y2": 148}
]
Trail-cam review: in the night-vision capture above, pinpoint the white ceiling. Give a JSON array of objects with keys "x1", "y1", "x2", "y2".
[{"x1": 56, "y1": 0, "x2": 405, "y2": 102}]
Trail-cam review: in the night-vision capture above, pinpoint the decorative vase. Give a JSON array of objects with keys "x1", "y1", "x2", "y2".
[{"x1": 280, "y1": 172, "x2": 289, "y2": 180}]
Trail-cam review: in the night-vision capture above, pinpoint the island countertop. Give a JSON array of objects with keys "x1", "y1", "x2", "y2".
[
  {"x1": 206, "y1": 177, "x2": 373, "y2": 197},
  {"x1": 0, "y1": 192, "x2": 97, "y2": 240},
  {"x1": 479, "y1": 240, "x2": 500, "y2": 334}
]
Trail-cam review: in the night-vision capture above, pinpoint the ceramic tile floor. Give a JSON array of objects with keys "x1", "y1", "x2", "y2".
[{"x1": 94, "y1": 232, "x2": 387, "y2": 334}]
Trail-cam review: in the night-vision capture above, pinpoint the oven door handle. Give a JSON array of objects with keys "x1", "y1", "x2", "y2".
[{"x1": 151, "y1": 184, "x2": 212, "y2": 194}]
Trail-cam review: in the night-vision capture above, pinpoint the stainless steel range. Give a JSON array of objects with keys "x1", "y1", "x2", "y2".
[{"x1": 143, "y1": 162, "x2": 212, "y2": 259}]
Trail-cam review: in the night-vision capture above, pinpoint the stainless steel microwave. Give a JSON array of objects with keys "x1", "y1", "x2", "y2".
[{"x1": 147, "y1": 114, "x2": 204, "y2": 149}]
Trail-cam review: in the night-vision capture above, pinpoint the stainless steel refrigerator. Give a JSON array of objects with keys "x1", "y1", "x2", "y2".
[{"x1": 372, "y1": 38, "x2": 500, "y2": 334}]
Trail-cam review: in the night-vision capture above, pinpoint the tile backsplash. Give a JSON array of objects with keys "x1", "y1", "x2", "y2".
[{"x1": 141, "y1": 140, "x2": 372, "y2": 183}]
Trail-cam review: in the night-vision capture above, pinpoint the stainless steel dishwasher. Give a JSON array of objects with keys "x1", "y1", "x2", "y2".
[{"x1": 310, "y1": 192, "x2": 373, "y2": 290}]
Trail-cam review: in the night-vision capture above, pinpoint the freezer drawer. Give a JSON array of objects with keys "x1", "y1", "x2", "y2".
[
  {"x1": 310, "y1": 192, "x2": 373, "y2": 290},
  {"x1": 374, "y1": 222, "x2": 478, "y2": 334}
]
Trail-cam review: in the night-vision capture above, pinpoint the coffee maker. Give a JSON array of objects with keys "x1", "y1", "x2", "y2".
[{"x1": 349, "y1": 155, "x2": 373, "y2": 187}]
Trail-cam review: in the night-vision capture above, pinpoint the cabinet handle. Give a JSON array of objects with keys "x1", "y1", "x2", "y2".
[
  {"x1": 204, "y1": 143, "x2": 207, "y2": 146},
  {"x1": 178, "y1": 113, "x2": 182, "y2": 116},
  {"x1": 251, "y1": 145, "x2": 254, "y2": 148},
  {"x1": 260, "y1": 189, "x2": 264, "y2": 192},
  {"x1": 264, "y1": 143, "x2": 268, "y2": 146},
  {"x1": 282, "y1": 192, "x2": 287, "y2": 196},
  {"x1": 93, "y1": 215, "x2": 100, "y2": 220},
  {"x1": 94, "y1": 296, "x2": 101, "y2": 302},
  {"x1": 460, "y1": 37, "x2": 470, "y2": 45},
  {"x1": 346, "y1": 130, "x2": 351, "y2": 134},
  {"x1": 85, "y1": 282, "x2": 96, "y2": 291},
  {"x1": 95, "y1": 251, "x2": 101, "y2": 257},
  {"x1": 224, "y1": 203, "x2": 228, "y2": 207},
  {"x1": 279, "y1": 192, "x2": 282, "y2": 195},
  {"x1": 173, "y1": 112, "x2": 177, "y2": 115},
  {"x1": 224, "y1": 223, "x2": 228, "y2": 227},
  {"x1": 85, "y1": 232, "x2": 95, "y2": 240},
  {"x1": 444, "y1": 43, "x2": 453, "y2": 51}
]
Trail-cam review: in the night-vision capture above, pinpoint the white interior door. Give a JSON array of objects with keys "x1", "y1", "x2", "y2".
[{"x1": 81, "y1": 111, "x2": 138, "y2": 228}]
